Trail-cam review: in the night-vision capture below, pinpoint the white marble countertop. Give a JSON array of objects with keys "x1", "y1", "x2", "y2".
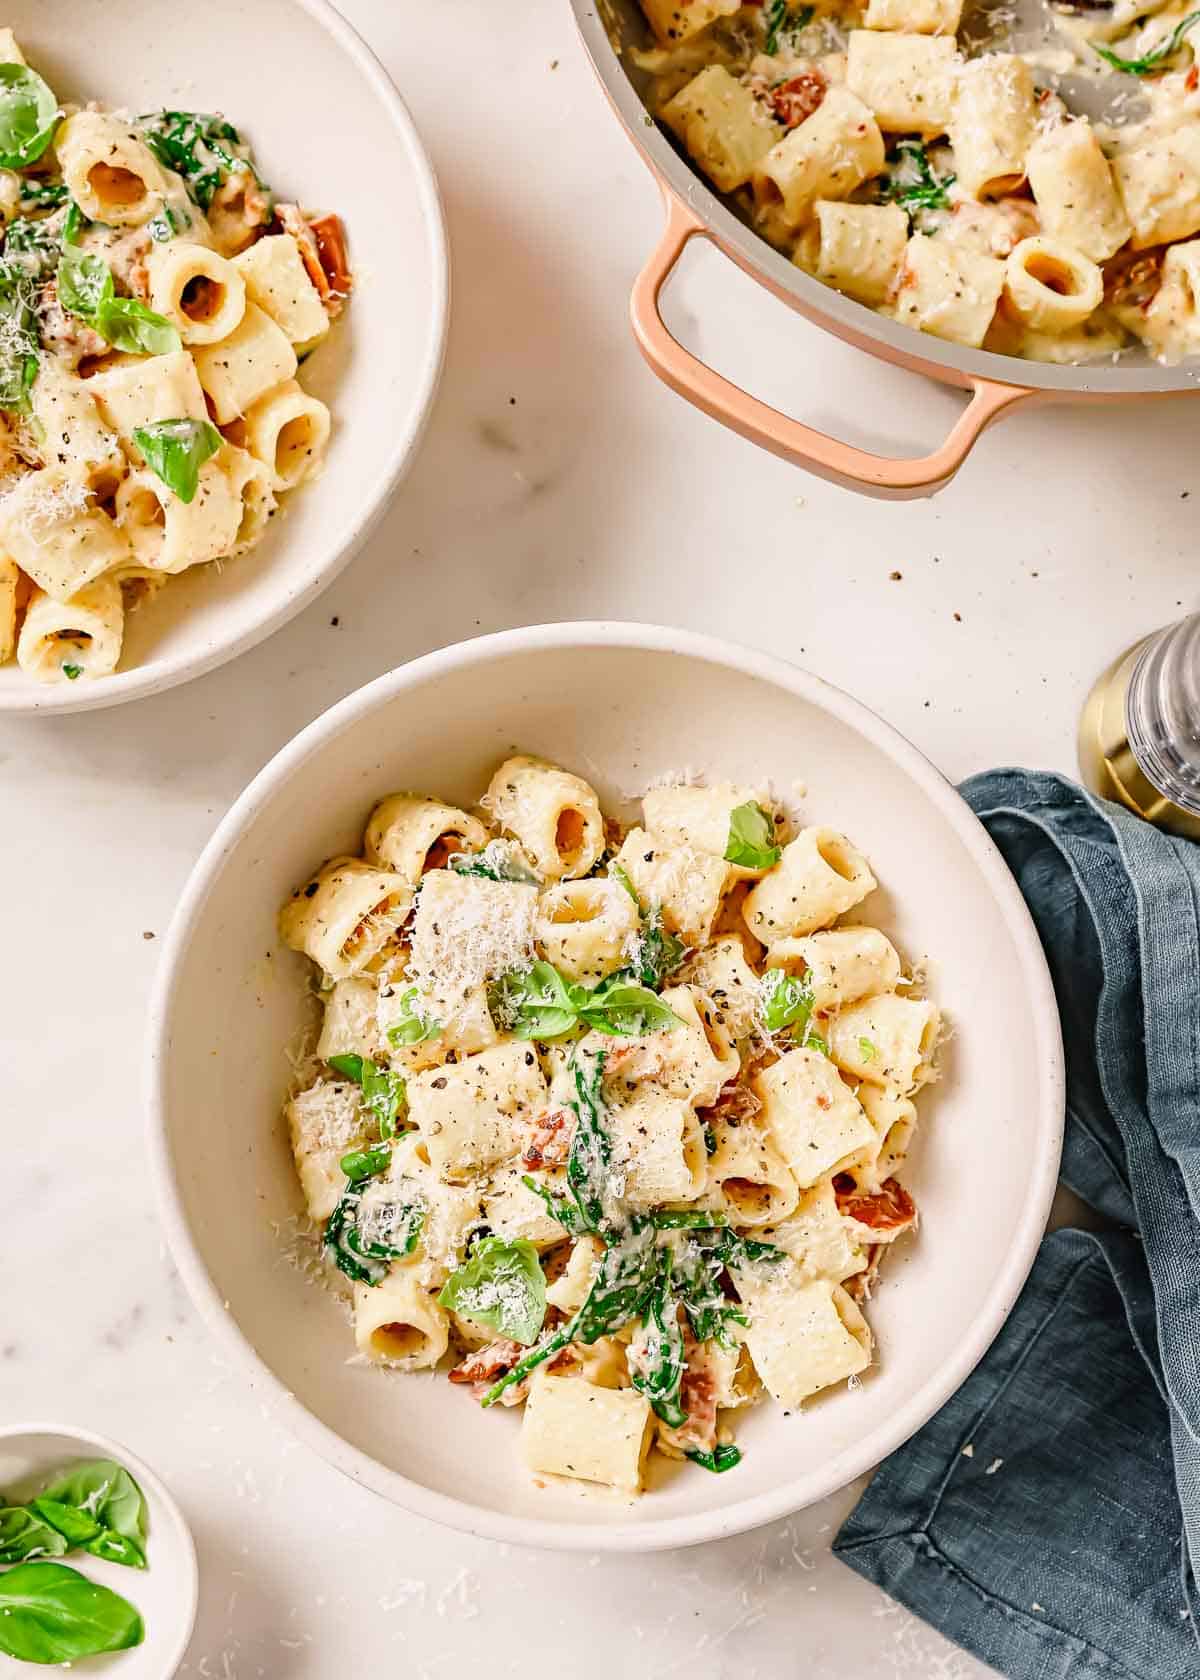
[{"x1": 4, "y1": 2, "x2": 1198, "y2": 1675}]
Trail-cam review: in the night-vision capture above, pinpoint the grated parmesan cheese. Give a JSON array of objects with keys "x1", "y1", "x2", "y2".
[
  {"x1": 405, "y1": 869, "x2": 537, "y2": 1015},
  {"x1": 1, "y1": 467, "x2": 90, "y2": 540},
  {"x1": 288, "y1": 1079, "x2": 362, "y2": 1151}
]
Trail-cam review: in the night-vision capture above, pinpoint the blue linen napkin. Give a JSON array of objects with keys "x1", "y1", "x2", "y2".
[{"x1": 834, "y1": 769, "x2": 1200, "y2": 1680}]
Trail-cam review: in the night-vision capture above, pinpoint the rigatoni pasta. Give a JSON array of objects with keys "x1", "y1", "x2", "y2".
[
  {"x1": 0, "y1": 38, "x2": 352, "y2": 685},
  {"x1": 635, "y1": 0, "x2": 1200, "y2": 366},
  {"x1": 279, "y1": 759, "x2": 941, "y2": 1497}
]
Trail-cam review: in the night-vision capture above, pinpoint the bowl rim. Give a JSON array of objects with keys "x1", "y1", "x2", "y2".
[
  {"x1": 0, "y1": 1420, "x2": 199, "y2": 1672},
  {"x1": 0, "y1": 0, "x2": 449, "y2": 718},
  {"x1": 145, "y1": 620, "x2": 1065, "y2": 1552}
]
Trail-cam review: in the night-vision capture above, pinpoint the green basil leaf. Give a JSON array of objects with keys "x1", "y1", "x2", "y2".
[
  {"x1": 686, "y1": 1443, "x2": 742, "y2": 1473},
  {"x1": 85, "y1": 1530, "x2": 146, "y2": 1570},
  {"x1": 724, "y1": 802, "x2": 781, "y2": 870},
  {"x1": 339, "y1": 1144, "x2": 391, "y2": 1181},
  {"x1": 0, "y1": 1507, "x2": 68, "y2": 1564},
  {"x1": 362, "y1": 1062, "x2": 406, "y2": 1137},
  {"x1": 38, "y1": 1461, "x2": 145, "y2": 1546},
  {"x1": 0, "y1": 64, "x2": 59, "y2": 170},
  {"x1": 759, "y1": 967, "x2": 814, "y2": 1036},
  {"x1": 327, "y1": 1052, "x2": 365, "y2": 1083},
  {"x1": 56, "y1": 245, "x2": 112, "y2": 320},
  {"x1": 61, "y1": 663, "x2": 83, "y2": 680},
  {"x1": 328, "y1": 1052, "x2": 407, "y2": 1139},
  {"x1": 805, "y1": 1028, "x2": 830, "y2": 1056},
  {"x1": 580, "y1": 977, "x2": 682, "y2": 1037},
  {"x1": 98, "y1": 296, "x2": 181, "y2": 356},
  {"x1": 491, "y1": 961, "x2": 682, "y2": 1040},
  {"x1": 488, "y1": 960, "x2": 580, "y2": 1040},
  {"x1": 448, "y1": 840, "x2": 538, "y2": 884},
  {"x1": 438, "y1": 1236, "x2": 547, "y2": 1345},
  {"x1": 384, "y1": 984, "x2": 442, "y2": 1047},
  {"x1": 28, "y1": 1499, "x2": 100, "y2": 1547},
  {"x1": 626, "y1": 902, "x2": 686, "y2": 991},
  {"x1": 0, "y1": 1561, "x2": 143, "y2": 1663},
  {"x1": 131, "y1": 417, "x2": 220, "y2": 504}
]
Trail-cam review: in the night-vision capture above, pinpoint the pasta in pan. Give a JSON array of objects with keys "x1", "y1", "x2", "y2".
[
  {"x1": 0, "y1": 34, "x2": 351, "y2": 685},
  {"x1": 279, "y1": 758, "x2": 940, "y2": 1496},
  {"x1": 637, "y1": 0, "x2": 1200, "y2": 365}
]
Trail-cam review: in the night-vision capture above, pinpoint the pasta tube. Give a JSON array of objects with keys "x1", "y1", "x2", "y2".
[
  {"x1": 16, "y1": 576, "x2": 124, "y2": 683},
  {"x1": 146, "y1": 241, "x2": 248, "y2": 346},
  {"x1": 1003, "y1": 238, "x2": 1103, "y2": 333}
]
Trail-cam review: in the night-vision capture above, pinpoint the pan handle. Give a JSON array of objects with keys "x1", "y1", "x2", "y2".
[{"x1": 630, "y1": 193, "x2": 1036, "y2": 499}]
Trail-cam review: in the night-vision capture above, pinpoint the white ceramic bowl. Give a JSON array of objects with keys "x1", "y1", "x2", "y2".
[
  {"x1": 0, "y1": 0, "x2": 447, "y2": 715},
  {"x1": 0, "y1": 1423, "x2": 197, "y2": 1677},
  {"x1": 147, "y1": 623, "x2": 1064, "y2": 1551}
]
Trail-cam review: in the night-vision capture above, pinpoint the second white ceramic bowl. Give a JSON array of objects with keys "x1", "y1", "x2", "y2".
[
  {"x1": 0, "y1": 0, "x2": 447, "y2": 714},
  {"x1": 147, "y1": 623, "x2": 1064, "y2": 1551}
]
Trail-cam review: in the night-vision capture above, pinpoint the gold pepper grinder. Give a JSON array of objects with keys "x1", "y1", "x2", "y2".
[{"x1": 1078, "y1": 616, "x2": 1200, "y2": 841}]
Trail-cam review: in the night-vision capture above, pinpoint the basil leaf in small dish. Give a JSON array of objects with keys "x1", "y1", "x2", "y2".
[
  {"x1": 84, "y1": 1530, "x2": 146, "y2": 1570},
  {"x1": 0, "y1": 1506, "x2": 68, "y2": 1565},
  {"x1": 39, "y1": 1460, "x2": 146, "y2": 1546},
  {"x1": 724, "y1": 801, "x2": 781, "y2": 870},
  {"x1": 132, "y1": 418, "x2": 222, "y2": 505},
  {"x1": 28, "y1": 1498, "x2": 101, "y2": 1548},
  {"x1": 438, "y1": 1236, "x2": 547, "y2": 1345},
  {"x1": 0, "y1": 1560, "x2": 143, "y2": 1664},
  {"x1": 0, "y1": 64, "x2": 59, "y2": 170}
]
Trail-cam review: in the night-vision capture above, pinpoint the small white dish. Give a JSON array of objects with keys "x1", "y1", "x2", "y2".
[
  {"x1": 0, "y1": 0, "x2": 448, "y2": 714},
  {"x1": 0, "y1": 1423, "x2": 197, "y2": 1676},
  {"x1": 147, "y1": 622, "x2": 1065, "y2": 1551}
]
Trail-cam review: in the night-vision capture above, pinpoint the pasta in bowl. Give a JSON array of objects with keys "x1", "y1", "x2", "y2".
[
  {"x1": 0, "y1": 31, "x2": 346, "y2": 687},
  {"x1": 148, "y1": 625, "x2": 1064, "y2": 1546},
  {"x1": 279, "y1": 763, "x2": 939, "y2": 1495},
  {"x1": 0, "y1": 0, "x2": 446, "y2": 711},
  {"x1": 634, "y1": 0, "x2": 1200, "y2": 365}
]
